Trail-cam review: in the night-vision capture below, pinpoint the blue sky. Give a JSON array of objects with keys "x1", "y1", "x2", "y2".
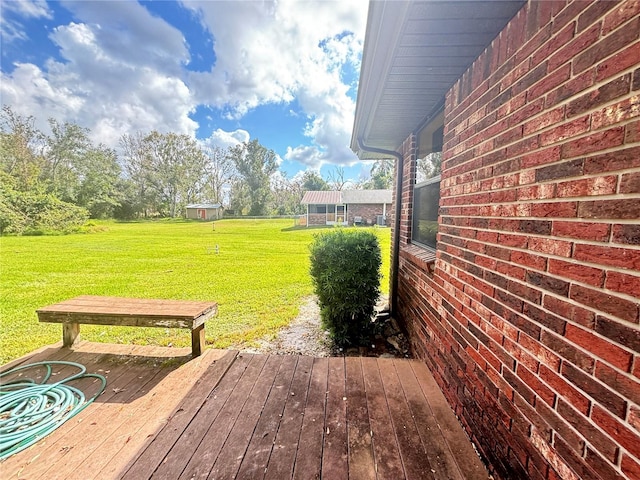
[{"x1": 0, "y1": 0, "x2": 374, "y2": 182}]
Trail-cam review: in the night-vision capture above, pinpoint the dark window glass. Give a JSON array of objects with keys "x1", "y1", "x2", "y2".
[
  {"x1": 309, "y1": 205, "x2": 327, "y2": 214},
  {"x1": 412, "y1": 175, "x2": 440, "y2": 250}
]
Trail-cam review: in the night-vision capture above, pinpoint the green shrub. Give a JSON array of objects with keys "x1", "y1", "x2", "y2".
[{"x1": 309, "y1": 229, "x2": 381, "y2": 347}]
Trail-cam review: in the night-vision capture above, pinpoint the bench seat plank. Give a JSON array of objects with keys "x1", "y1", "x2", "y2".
[{"x1": 37, "y1": 295, "x2": 218, "y2": 356}]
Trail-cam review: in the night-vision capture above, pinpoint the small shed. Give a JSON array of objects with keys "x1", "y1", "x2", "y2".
[{"x1": 185, "y1": 203, "x2": 223, "y2": 220}]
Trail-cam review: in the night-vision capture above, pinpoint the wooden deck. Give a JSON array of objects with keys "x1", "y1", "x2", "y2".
[{"x1": 1, "y1": 342, "x2": 489, "y2": 480}]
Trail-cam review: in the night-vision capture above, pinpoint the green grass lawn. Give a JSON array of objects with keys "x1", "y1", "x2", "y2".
[{"x1": 0, "y1": 219, "x2": 391, "y2": 364}]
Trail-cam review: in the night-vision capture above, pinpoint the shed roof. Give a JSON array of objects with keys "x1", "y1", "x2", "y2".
[
  {"x1": 350, "y1": 0, "x2": 525, "y2": 159},
  {"x1": 186, "y1": 203, "x2": 222, "y2": 209},
  {"x1": 301, "y1": 190, "x2": 392, "y2": 205},
  {"x1": 301, "y1": 191, "x2": 342, "y2": 205}
]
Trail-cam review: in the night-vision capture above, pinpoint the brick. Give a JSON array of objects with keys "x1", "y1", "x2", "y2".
[
  {"x1": 570, "y1": 284, "x2": 639, "y2": 323},
  {"x1": 605, "y1": 270, "x2": 640, "y2": 297},
  {"x1": 553, "y1": 434, "x2": 601, "y2": 480},
  {"x1": 546, "y1": 68, "x2": 596, "y2": 108},
  {"x1": 561, "y1": 127, "x2": 626, "y2": 159},
  {"x1": 577, "y1": 1, "x2": 617, "y2": 33},
  {"x1": 583, "y1": 145, "x2": 640, "y2": 174},
  {"x1": 631, "y1": 404, "x2": 640, "y2": 432},
  {"x1": 612, "y1": 223, "x2": 640, "y2": 245},
  {"x1": 597, "y1": 41, "x2": 640, "y2": 82},
  {"x1": 556, "y1": 398, "x2": 619, "y2": 462},
  {"x1": 552, "y1": 221, "x2": 610, "y2": 242},
  {"x1": 548, "y1": 259, "x2": 604, "y2": 287},
  {"x1": 566, "y1": 74, "x2": 631, "y2": 118},
  {"x1": 523, "y1": 107, "x2": 565, "y2": 136},
  {"x1": 578, "y1": 198, "x2": 640, "y2": 220},
  {"x1": 543, "y1": 295, "x2": 596, "y2": 329},
  {"x1": 540, "y1": 330, "x2": 595, "y2": 373},
  {"x1": 508, "y1": 280, "x2": 542, "y2": 304},
  {"x1": 555, "y1": 175, "x2": 618, "y2": 198},
  {"x1": 621, "y1": 454, "x2": 640, "y2": 480},
  {"x1": 518, "y1": 333, "x2": 561, "y2": 370},
  {"x1": 543, "y1": 21, "x2": 590, "y2": 71},
  {"x1": 517, "y1": 364, "x2": 555, "y2": 406},
  {"x1": 530, "y1": 201, "x2": 578, "y2": 218},
  {"x1": 524, "y1": 303, "x2": 566, "y2": 335},
  {"x1": 620, "y1": 171, "x2": 640, "y2": 194},
  {"x1": 591, "y1": 404, "x2": 640, "y2": 458},
  {"x1": 541, "y1": 367, "x2": 590, "y2": 414},
  {"x1": 562, "y1": 362, "x2": 627, "y2": 418},
  {"x1": 627, "y1": 118, "x2": 640, "y2": 142},
  {"x1": 602, "y1": 1, "x2": 640, "y2": 35},
  {"x1": 574, "y1": 243, "x2": 640, "y2": 270},
  {"x1": 541, "y1": 115, "x2": 591, "y2": 146},
  {"x1": 536, "y1": 400, "x2": 584, "y2": 455},
  {"x1": 595, "y1": 361, "x2": 640, "y2": 405},
  {"x1": 536, "y1": 159, "x2": 584, "y2": 182},
  {"x1": 635, "y1": 67, "x2": 640, "y2": 91},
  {"x1": 565, "y1": 324, "x2": 633, "y2": 372},
  {"x1": 584, "y1": 447, "x2": 625, "y2": 480},
  {"x1": 528, "y1": 237, "x2": 572, "y2": 258},
  {"x1": 511, "y1": 250, "x2": 547, "y2": 271},
  {"x1": 518, "y1": 219, "x2": 552, "y2": 235},
  {"x1": 504, "y1": 368, "x2": 536, "y2": 406},
  {"x1": 573, "y1": 16, "x2": 640, "y2": 74},
  {"x1": 591, "y1": 95, "x2": 640, "y2": 130},
  {"x1": 520, "y1": 146, "x2": 562, "y2": 170},
  {"x1": 595, "y1": 315, "x2": 640, "y2": 351},
  {"x1": 528, "y1": 64, "x2": 572, "y2": 101}
]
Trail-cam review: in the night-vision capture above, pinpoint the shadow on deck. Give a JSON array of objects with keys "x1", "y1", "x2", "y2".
[{"x1": 1, "y1": 342, "x2": 489, "y2": 479}]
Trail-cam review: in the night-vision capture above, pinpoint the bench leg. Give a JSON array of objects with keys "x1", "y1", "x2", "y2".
[
  {"x1": 63, "y1": 323, "x2": 80, "y2": 347},
  {"x1": 192, "y1": 325, "x2": 205, "y2": 357}
]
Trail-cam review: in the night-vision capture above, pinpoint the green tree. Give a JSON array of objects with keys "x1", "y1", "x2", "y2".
[
  {"x1": 75, "y1": 145, "x2": 122, "y2": 218},
  {"x1": 364, "y1": 159, "x2": 393, "y2": 189},
  {"x1": 0, "y1": 105, "x2": 45, "y2": 191},
  {"x1": 228, "y1": 139, "x2": 278, "y2": 216},
  {"x1": 203, "y1": 146, "x2": 235, "y2": 205},
  {"x1": 301, "y1": 170, "x2": 329, "y2": 191}
]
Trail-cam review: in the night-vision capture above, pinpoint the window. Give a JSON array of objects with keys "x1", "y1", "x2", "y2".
[
  {"x1": 309, "y1": 205, "x2": 327, "y2": 214},
  {"x1": 412, "y1": 111, "x2": 443, "y2": 251}
]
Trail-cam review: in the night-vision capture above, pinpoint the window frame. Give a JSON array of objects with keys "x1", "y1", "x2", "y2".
[{"x1": 411, "y1": 174, "x2": 441, "y2": 251}]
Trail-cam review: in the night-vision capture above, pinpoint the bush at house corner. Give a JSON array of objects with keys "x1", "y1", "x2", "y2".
[{"x1": 309, "y1": 229, "x2": 381, "y2": 347}]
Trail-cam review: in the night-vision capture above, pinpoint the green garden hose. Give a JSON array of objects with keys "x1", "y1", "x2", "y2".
[{"x1": 0, "y1": 361, "x2": 107, "y2": 461}]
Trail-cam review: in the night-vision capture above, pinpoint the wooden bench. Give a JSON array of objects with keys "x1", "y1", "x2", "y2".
[{"x1": 37, "y1": 295, "x2": 218, "y2": 357}]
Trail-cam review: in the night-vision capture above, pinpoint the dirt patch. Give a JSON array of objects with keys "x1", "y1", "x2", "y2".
[{"x1": 239, "y1": 295, "x2": 411, "y2": 358}]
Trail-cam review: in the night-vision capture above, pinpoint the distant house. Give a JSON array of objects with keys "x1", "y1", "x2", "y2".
[
  {"x1": 185, "y1": 203, "x2": 223, "y2": 220},
  {"x1": 301, "y1": 189, "x2": 392, "y2": 226}
]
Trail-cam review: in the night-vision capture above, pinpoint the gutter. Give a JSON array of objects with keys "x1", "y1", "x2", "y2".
[{"x1": 357, "y1": 138, "x2": 403, "y2": 317}]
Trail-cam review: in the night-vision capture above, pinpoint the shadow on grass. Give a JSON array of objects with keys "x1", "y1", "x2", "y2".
[{"x1": 281, "y1": 225, "x2": 336, "y2": 232}]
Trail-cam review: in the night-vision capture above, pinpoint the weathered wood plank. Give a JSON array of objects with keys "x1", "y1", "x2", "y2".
[
  {"x1": 1, "y1": 347, "x2": 156, "y2": 479},
  {"x1": 235, "y1": 355, "x2": 298, "y2": 479},
  {"x1": 409, "y1": 360, "x2": 490, "y2": 480},
  {"x1": 393, "y1": 358, "x2": 466, "y2": 480},
  {"x1": 378, "y1": 358, "x2": 435, "y2": 480},
  {"x1": 292, "y1": 357, "x2": 328, "y2": 480},
  {"x1": 264, "y1": 355, "x2": 314, "y2": 480},
  {"x1": 177, "y1": 354, "x2": 269, "y2": 480},
  {"x1": 34, "y1": 347, "x2": 195, "y2": 480},
  {"x1": 345, "y1": 356, "x2": 376, "y2": 480},
  {"x1": 208, "y1": 355, "x2": 284, "y2": 480},
  {"x1": 361, "y1": 356, "x2": 405, "y2": 479},
  {"x1": 119, "y1": 349, "x2": 237, "y2": 480},
  {"x1": 321, "y1": 357, "x2": 348, "y2": 479},
  {"x1": 144, "y1": 353, "x2": 252, "y2": 479}
]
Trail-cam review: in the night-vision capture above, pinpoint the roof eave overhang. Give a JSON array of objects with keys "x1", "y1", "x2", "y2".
[{"x1": 351, "y1": 0, "x2": 526, "y2": 160}]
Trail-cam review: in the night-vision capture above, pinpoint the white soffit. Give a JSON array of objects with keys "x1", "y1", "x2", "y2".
[{"x1": 351, "y1": 0, "x2": 526, "y2": 159}]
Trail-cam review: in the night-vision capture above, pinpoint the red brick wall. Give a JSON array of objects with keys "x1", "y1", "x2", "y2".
[
  {"x1": 395, "y1": 1, "x2": 640, "y2": 479},
  {"x1": 347, "y1": 203, "x2": 389, "y2": 225}
]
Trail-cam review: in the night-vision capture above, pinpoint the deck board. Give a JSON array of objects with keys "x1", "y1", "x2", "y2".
[{"x1": 1, "y1": 343, "x2": 490, "y2": 480}]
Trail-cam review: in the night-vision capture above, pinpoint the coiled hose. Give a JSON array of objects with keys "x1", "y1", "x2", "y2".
[{"x1": 0, "y1": 361, "x2": 107, "y2": 461}]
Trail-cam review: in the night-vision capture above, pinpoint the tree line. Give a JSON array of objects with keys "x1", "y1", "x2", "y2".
[{"x1": 0, "y1": 106, "x2": 394, "y2": 234}]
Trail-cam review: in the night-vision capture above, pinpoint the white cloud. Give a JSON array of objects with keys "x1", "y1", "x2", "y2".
[
  {"x1": 1, "y1": 0, "x2": 52, "y2": 43},
  {"x1": 202, "y1": 128, "x2": 250, "y2": 150},
  {"x1": 182, "y1": 0, "x2": 367, "y2": 167},
  {"x1": 1, "y1": 2, "x2": 196, "y2": 146},
  {"x1": 1, "y1": 0, "x2": 367, "y2": 169}
]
